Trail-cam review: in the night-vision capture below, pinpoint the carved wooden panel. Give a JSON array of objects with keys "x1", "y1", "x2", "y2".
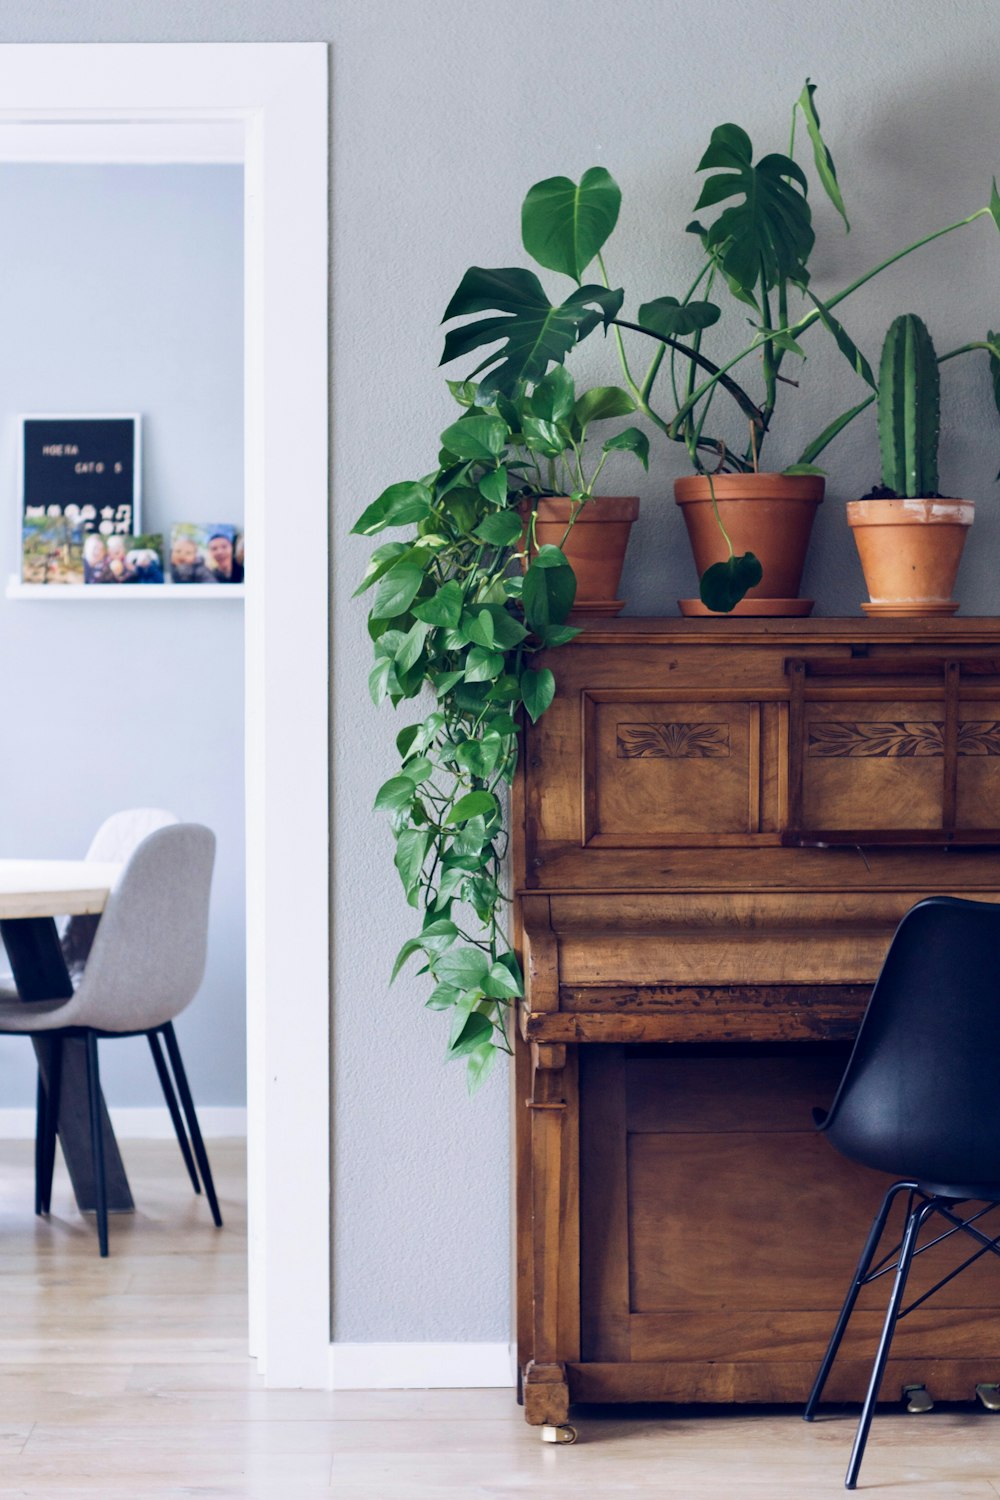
[
  {"x1": 583, "y1": 695, "x2": 761, "y2": 845},
  {"x1": 957, "y1": 701, "x2": 1000, "y2": 828},
  {"x1": 801, "y1": 698, "x2": 946, "y2": 831},
  {"x1": 809, "y1": 720, "x2": 1000, "y2": 758},
  {"x1": 617, "y1": 722, "x2": 731, "y2": 759}
]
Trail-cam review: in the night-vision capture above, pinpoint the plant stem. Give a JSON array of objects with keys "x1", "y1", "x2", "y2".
[
  {"x1": 707, "y1": 472, "x2": 734, "y2": 559},
  {"x1": 596, "y1": 250, "x2": 638, "y2": 392},
  {"x1": 611, "y1": 317, "x2": 763, "y2": 427}
]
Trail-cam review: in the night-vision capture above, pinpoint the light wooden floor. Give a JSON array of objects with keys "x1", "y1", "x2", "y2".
[{"x1": 3, "y1": 1140, "x2": 1000, "y2": 1497}]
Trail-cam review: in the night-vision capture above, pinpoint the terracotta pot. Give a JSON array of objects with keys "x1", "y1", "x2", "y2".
[
  {"x1": 673, "y1": 473, "x2": 824, "y2": 616},
  {"x1": 521, "y1": 496, "x2": 639, "y2": 616},
  {"x1": 846, "y1": 497, "x2": 974, "y2": 617}
]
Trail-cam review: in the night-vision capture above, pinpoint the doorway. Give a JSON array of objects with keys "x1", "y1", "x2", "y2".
[{"x1": 0, "y1": 43, "x2": 331, "y2": 1388}]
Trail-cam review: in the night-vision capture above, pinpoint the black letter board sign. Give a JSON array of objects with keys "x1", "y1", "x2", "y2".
[{"x1": 20, "y1": 414, "x2": 141, "y2": 544}]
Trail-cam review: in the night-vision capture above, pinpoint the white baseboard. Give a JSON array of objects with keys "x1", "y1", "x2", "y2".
[
  {"x1": 329, "y1": 1341, "x2": 516, "y2": 1390},
  {"x1": 0, "y1": 1106, "x2": 247, "y2": 1140}
]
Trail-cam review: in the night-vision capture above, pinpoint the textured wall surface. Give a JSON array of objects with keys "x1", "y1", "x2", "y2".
[
  {"x1": 0, "y1": 163, "x2": 245, "y2": 1109},
  {"x1": 3, "y1": 0, "x2": 1000, "y2": 1342}
]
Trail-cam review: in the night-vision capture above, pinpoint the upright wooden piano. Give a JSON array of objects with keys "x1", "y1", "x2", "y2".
[{"x1": 514, "y1": 618, "x2": 1000, "y2": 1432}]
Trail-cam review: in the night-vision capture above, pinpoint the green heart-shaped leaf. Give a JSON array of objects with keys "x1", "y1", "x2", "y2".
[
  {"x1": 698, "y1": 552, "x2": 764, "y2": 613},
  {"x1": 474, "y1": 510, "x2": 523, "y2": 547},
  {"x1": 521, "y1": 166, "x2": 621, "y2": 282},
  {"x1": 447, "y1": 790, "x2": 499, "y2": 825},
  {"x1": 636, "y1": 296, "x2": 721, "y2": 338},
  {"x1": 352, "y1": 481, "x2": 433, "y2": 537},
  {"x1": 602, "y1": 426, "x2": 649, "y2": 469},
  {"x1": 448, "y1": 1009, "x2": 494, "y2": 1058},
  {"x1": 439, "y1": 415, "x2": 507, "y2": 462},
  {"x1": 573, "y1": 385, "x2": 636, "y2": 427},
  {"x1": 521, "y1": 667, "x2": 556, "y2": 723}
]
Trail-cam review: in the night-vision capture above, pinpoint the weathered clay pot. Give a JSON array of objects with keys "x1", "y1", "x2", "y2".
[
  {"x1": 521, "y1": 496, "x2": 639, "y2": 616},
  {"x1": 847, "y1": 497, "x2": 974, "y2": 617},
  {"x1": 674, "y1": 473, "x2": 825, "y2": 616}
]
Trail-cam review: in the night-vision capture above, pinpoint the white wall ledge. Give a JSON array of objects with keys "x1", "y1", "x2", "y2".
[{"x1": 7, "y1": 576, "x2": 244, "y2": 600}]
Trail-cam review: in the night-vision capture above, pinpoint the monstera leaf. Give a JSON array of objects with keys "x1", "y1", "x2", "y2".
[
  {"x1": 521, "y1": 167, "x2": 621, "y2": 282},
  {"x1": 441, "y1": 267, "x2": 623, "y2": 397},
  {"x1": 693, "y1": 124, "x2": 814, "y2": 296}
]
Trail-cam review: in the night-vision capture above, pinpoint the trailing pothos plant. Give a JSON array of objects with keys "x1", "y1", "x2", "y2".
[
  {"x1": 353, "y1": 373, "x2": 649, "y2": 1089},
  {"x1": 440, "y1": 79, "x2": 1000, "y2": 609}
]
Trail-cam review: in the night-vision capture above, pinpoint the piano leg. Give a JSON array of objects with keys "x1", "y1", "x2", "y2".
[{"x1": 524, "y1": 1040, "x2": 573, "y2": 1435}]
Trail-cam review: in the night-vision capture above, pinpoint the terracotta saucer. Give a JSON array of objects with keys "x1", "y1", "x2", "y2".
[
  {"x1": 860, "y1": 600, "x2": 959, "y2": 617},
  {"x1": 568, "y1": 599, "x2": 625, "y2": 618},
  {"x1": 678, "y1": 597, "x2": 815, "y2": 618}
]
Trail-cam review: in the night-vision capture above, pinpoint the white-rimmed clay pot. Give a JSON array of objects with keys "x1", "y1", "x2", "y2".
[{"x1": 846, "y1": 497, "x2": 974, "y2": 617}]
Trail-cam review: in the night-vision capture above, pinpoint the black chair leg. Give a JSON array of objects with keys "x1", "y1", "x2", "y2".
[
  {"x1": 34, "y1": 1070, "x2": 46, "y2": 1216},
  {"x1": 147, "y1": 1030, "x2": 201, "y2": 1196},
  {"x1": 805, "y1": 1180, "x2": 916, "y2": 1420},
  {"x1": 84, "y1": 1031, "x2": 109, "y2": 1257},
  {"x1": 845, "y1": 1197, "x2": 938, "y2": 1490},
  {"x1": 40, "y1": 1037, "x2": 63, "y2": 1215},
  {"x1": 162, "y1": 1022, "x2": 222, "y2": 1228}
]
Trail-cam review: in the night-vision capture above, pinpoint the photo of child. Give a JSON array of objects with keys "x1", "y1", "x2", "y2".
[
  {"x1": 85, "y1": 533, "x2": 164, "y2": 585},
  {"x1": 170, "y1": 523, "x2": 243, "y2": 584}
]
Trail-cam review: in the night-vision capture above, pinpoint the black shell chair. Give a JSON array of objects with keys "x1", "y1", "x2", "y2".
[{"x1": 804, "y1": 896, "x2": 1000, "y2": 1489}]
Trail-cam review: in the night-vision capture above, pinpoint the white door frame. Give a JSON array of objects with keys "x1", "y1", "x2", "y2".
[{"x1": 0, "y1": 43, "x2": 331, "y2": 1387}]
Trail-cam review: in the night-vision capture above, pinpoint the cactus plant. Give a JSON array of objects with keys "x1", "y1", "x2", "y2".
[{"x1": 877, "y1": 313, "x2": 941, "y2": 497}]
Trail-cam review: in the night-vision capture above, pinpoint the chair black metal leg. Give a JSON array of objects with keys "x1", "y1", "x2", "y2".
[
  {"x1": 34, "y1": 1070, "x2": 46, "y2": 1216},
  {"x1": 162, "y1": 1023, "x2": 222, "y2": 1228},
  {"x1": 845, "y1": 1198, "x2": 938, "y2": 1490},
  {"x1": 147, "y1": 1030, "x2": 201, "y2": 1196},
  {"x1": 805, "y1": 1180, "x2": 916, "y2": 1420},
  {"x1": 85, "y1": 1032, "x2": 109, "y2": 1258},
  {"x1": 40, "y1": 1037, "x2": 63, "y2": 1215}
]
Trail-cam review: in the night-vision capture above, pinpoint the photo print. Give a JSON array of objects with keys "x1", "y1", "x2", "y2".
[
  {"x1": 84, "y1": 533, "x2": 164, "y2": 585},
  {"x1": 170, "y1": 523, "x2": 244, "y2": 584}
]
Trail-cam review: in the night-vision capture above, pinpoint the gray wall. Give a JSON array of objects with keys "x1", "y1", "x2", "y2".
[
  {"x1": 0, "y1": 162, "x2": 245, "y2": 1109},
  {"x1": 3, "y1": 0, "x2": 1000, "y2": 1342}
]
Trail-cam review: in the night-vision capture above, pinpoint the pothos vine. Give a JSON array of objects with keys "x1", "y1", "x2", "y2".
[{"x1": 353, "y1": 373, "x2": 648, "y2": 1088}]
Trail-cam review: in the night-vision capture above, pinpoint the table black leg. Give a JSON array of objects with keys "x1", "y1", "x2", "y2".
[{"x1": 0, "y1": 917, "x2": 133, "y2": 1213}]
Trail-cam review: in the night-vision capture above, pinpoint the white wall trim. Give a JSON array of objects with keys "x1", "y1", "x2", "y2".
[
  {"x1": 0, "y1": 119, "x2": 243, "y2": 163},
  {"x1": 329, "y1": 1343, "x2": 517, "y2": 1391},
  {"x1": 0, "y1": 44, "x2": 331, "y2": 1391},
  {"x1": 0, "y1": 1107, "x2": 247, "y2": 1140}
]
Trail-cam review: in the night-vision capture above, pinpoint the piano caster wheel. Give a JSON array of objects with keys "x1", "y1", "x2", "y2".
[
  {"x1": 903, "y1": 1384, "x2": 934, "y2": 1414},
  {"x1": 541, "y1": 1424, "x2": 577, "y2": 1444},
  {"x1": 976, "y1": 1383, "x2": 1000, "y2": 1412}
]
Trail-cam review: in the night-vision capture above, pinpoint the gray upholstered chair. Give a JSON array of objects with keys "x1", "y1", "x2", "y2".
[
  {"x1": 0, "y1": 821, "x2": 221, "y2": 1256},
  {"x1": 61, "y1": 807, "x2": 179, "y2": 978}
]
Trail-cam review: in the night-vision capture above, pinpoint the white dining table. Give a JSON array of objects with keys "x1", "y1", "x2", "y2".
[
  {"x1": 0, "y1": 857, "x2": 132, "y2": 1212},
  {"x1": 0, "y1": 859, "x2": 121, "y2": 918}
]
